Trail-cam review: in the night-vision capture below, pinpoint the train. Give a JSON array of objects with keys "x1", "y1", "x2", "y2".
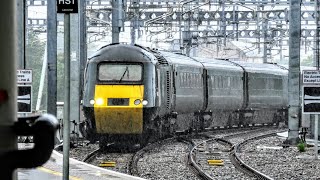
[{"x1": 80, "y1": 43, "x2": 288, "y2": 147}]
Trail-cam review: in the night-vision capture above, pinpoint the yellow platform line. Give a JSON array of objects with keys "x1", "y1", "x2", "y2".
[{"x1": 38, "y1": 167, "x2": 82, "y2": 180}]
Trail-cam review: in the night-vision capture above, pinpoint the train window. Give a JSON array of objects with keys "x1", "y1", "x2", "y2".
[
  {"x1": 183, "y1": 73, "x2": 186, "y2": 88},
  {"x1": 251, "y1": 77, "x2": 267, "y2": 90},
  {"x1": 190, "y1": 74, "x2": 192, "y2": 88},
  {"x1": 218, "y1": 76, "x2": 222, "y2": 89},
  {"x1": 180, "y1": 73, "x2": 184, "y2": 88},
  {"x1": 196, "y1": 74, "x2": 198, "y2": 88},
  {"x1": 274, "y1": 79, "x2": 283, "y2": 90},
  {"x1": 179, "y1": 73, "x2": 182, "y2": 87},
  {"x1": 210, "y1": 76, "x2": 214, "y2": 89},
  {"x1": 232, "y1": 76, "x2": 237, "y2": 89},
  {"x1": 215, "y1": 76, "x2": 219, "y2": 89},
  {"x1": 222, "y1": 76, "x2": 226, "y2": 89},
  {"x1": 269, "y1": 78, "x2": 274, "y2": 90},
  {"x1": 188, "y1": 73, "x2": 190, "y2": 87},
  {"x1": 184, "y1": 73, "x2": 187, "y2": 87},
  {"x1": 98, "y1": 63, "x2": 143, "y2": 82}
]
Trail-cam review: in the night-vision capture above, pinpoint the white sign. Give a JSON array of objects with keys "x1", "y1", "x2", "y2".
[
  {"x1": 302, "y1": 85, "x2": 320, "y2": 114},
  {"x1": 17, "y1": 85, "x2": 32, "y2": 113},
  {"x1": 17, "y1": 69, "x2": 32, "y2": 83},
  {"x1": 302, "y1": 70, "x2": 320, "y2": 84}
]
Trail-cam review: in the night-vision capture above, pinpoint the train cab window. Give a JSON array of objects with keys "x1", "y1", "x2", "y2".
[{"x1": 98, "y1": 63, "x2": 143, "y2": 83}]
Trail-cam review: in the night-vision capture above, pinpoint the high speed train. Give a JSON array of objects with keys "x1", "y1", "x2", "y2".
[{"x1": 80, "y1": 43, "x2": 288, "y2": 146}]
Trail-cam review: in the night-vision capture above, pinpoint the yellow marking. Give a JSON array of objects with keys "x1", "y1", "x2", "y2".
[
  {"x1": 99, "y1": 162, "x2": 116, "y2": 167},
  {"x1": 207, "y1": 159, "x2": 224, "y2": 163},
  {"x1": 208, "y1": 162, "x2": 224, "y2": 166},
  {"x1": 37, "y1": 167, "x2": 82, "y2": 180},
  {"x1": 101, "y1": 161, "x2": 116, "y2": 164},
  {"x1": 94, "y1": 85, "x2": 144, "y2": 134}
]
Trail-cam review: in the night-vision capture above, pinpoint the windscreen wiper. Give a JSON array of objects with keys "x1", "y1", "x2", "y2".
[{"x1": 119, "y1": 66, "x2": 129, "y2": 83}]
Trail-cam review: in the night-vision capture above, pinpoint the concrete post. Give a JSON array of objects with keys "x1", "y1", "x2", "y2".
[
  {"x1": 287, "y1": 0, "x2": 302, "y2": 144},
  {"x1": 47, "y1": 0, "x2": 58, "y2": 116},
  {"x1": 0, "y1": 0, "x2": 17, "y2": 179}
]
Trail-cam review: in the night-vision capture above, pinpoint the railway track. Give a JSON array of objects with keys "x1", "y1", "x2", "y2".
[
  {"x1": 189, "y1": 127, "x2": 283, "y2": 180},
  {"x1": 83, "y1": 145, "x2": 136, "y2": 174},
  {"x1": 79, "y1": 124, "x2": 284, "y2": 179},
  {"x1": 231, "y1": 132, "x2": 277, "y2": 180}
]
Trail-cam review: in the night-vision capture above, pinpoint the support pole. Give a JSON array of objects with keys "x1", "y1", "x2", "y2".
[
  {"x1": 287, "y1": 0, "x2": 301, "y2": 144},
  {"x1": 263, "y1": 17, "x2": 268, "y2": 63},
  {"x1": 130, "y1": 1, "x2": 139, "y2": 46},
  {"x1": 79, "y1": 0, "x2": 87, "y2": 101},
  {"x1": 70, "y1": 13, "x2": 80, "y2": 139},
  {"x1": 63, "y1": 14, "x2": 71, "y2": 180},
  {"x1": 185, "y1": 2, "x2": 191, "y2": 56},
  {"x1": 257, "y1": 6, "x2": 261, "y2": 54},
  {"x1": 316, "y1": 0, "x2": 320, "y2": 69},
  {"x1": 0, "y1": 0, "x2": 17, "y2": 179},
  {"x1": 221, "y1": 0, "x2": 226, "y2": 47},
  {"x1": 315, "y1": 114, "x2": 319, "y2": 159},
  {"x1": 16, "y1": 0, "x2": 25, "y2": 69},
  {"x1": 112, "y1": 0, "x2": 123, "y2": 43},
  {"x1": 47, "y1": 0, "x2": 57, "y2": 116},
  {"x1": 315, "y1": 0, "x2": 320, "y2": 159}
]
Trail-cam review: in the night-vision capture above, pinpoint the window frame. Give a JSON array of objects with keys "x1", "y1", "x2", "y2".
[{"x1": 96, "y1": 62, "x2": 144, "y2": 84}]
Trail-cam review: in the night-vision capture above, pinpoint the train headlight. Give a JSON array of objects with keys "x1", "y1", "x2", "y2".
[
  {"x1": 134, "y1": 99, "x2": 141, "y2": 105},
  {"x1": 95, "y1": 98, "x2": 104, "y2": 105},
  {"x1": 89, "y1": 100, "x2": 95, "y2": 105},
  {"x1": 142, "y1": 100, "x2": 148, "y2": 105}
]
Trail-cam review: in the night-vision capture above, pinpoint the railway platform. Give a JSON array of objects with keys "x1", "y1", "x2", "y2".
[{"x1": 18, "y1": 146, "x2": 145, "y2": 180}]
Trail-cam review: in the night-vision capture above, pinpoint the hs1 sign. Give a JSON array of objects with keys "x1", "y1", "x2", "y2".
[{"x1": 57, "y1": 0, "x2": 78, "y2": 13}]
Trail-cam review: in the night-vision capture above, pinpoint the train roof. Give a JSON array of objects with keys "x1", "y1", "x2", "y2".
[
  {"x1": 193, "y1": 57, "x2": 243, "y2": 72},
  {"x1": 159, "y1": 51, "x2": 203, "y2": 67},
  {"x1": 88, "y1": 44, "x2": 157, "y2": 64},
  {"x1": 231, "y1": 61, "x2": 288, "y2": 76}
]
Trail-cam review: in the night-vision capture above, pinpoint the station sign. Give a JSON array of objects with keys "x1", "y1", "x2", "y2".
[
  {"x1": 17, "y1": 69, "x2": 32, "y2": 84},
  {"x1": 57, "y1": 0, "x2": 78, "y2": 13},
  {"x1": 302, "y1": 85, "x2": 320, "y2": 114},
  {"x1": 302, "y1": 70, "x2": 320, "y2": 84},
  {"x1": 18, "y1": 85, "x2": 32, "y2": 113}
]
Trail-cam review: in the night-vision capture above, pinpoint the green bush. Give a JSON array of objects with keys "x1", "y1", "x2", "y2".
[{"x1": 297, "y1": 142, "x2": 306, "y2": 152}]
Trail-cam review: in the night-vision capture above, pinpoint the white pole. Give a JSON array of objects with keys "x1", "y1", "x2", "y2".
[
  {"x1": 315, "y1": 114, "x2": 318, "y2": 159},
  {"x1": 36, "y1": 42, "x2": 47, "y2": 111}
]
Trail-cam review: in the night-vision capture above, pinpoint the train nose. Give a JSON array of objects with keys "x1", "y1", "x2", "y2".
[
  {"x1": 95, "y1": 107, "x2": 143, "y2": 134},
  {"x1": 93, "y1": 85, "x2": 145, "y2": 134}
]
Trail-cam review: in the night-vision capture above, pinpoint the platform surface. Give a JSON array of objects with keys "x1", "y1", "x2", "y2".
[{"x1": 18, "y1": 146, "x2": 145, "y2": 180}]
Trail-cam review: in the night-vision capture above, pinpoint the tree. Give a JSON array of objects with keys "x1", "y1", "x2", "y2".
[
  {"x1": 300, "y1": 55, "x2": 313, "y2": 67},
  {"x1": 25, "y1": 30, "x2": 46, "y2": 111},
  {"x1": 25, "y1": 31, "x2": 65, "y2": 112}
]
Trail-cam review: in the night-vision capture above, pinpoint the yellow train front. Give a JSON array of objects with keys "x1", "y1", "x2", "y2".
[{"x1": 81, "y1": 44, "x2": 158, "y2": 146}]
